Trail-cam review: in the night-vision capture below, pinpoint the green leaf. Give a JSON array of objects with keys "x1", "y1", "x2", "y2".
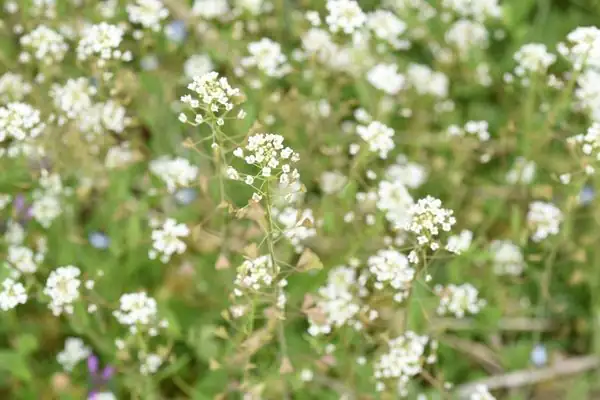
[{"x1": 0, "y1": 351, "x2": 32, "y2": 382}]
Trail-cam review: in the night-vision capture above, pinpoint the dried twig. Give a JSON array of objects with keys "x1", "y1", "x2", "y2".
[
  {"x1": 441, "y1": 335, "x2": 504, "y2": 374},
  {"x1": 455, "y1": 355, "x2": 599, "y2": 398},
  {"x1": 431, "y1": 317, "x2": 553, "y2": 333}
]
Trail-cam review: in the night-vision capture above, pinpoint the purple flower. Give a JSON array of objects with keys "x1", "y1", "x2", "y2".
[
  {"x1": 87, "y1": 355, "x2": 114, "y2": 399},
  {"x1": 13, "y1": 194, "x2": 32, "y2": 223}
]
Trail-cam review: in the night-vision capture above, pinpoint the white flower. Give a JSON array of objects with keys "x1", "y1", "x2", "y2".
[
  {"x1": 506, "y1": 157, "x2": 536, "y2": 184},
  {"x1": 0, "y1": 278, "x2": 27, "y2": 311},
  {"x1": 514, "y1": 43, "x2": 556, "y2": 76},
  {"x1": 445, "y1": 230, "x2": 473, "y2": 254},
  {"x1": 374, "y1": 331, "x2": 434, "y2": 395},
  {"x1": 192, "y1": 0, "x2": 230, "y2": 19},
  {"x1": 367, "y1": 63, "x2": 405, "y2": 95},
  {"x1": 57, "y1": 337, "x2": 91, "y2": 371},
  {"x1": 94, "y1": 393, "x2": 117, "y2": 400},
  {"x1": 447, "y1": 120, "x2": 490, "y2": 142},
  {"x1": 181, "y1": 72, "x2": 240, "y2": 120},
  {"x1": 445, "y1": 19, "x2": 489, "y2": 57},
  {"x1": 325, "y1": 0, "x2": 366, "y2": 35},
  {"x1": 320, "y1": 171, "x2": 348, "y2": 194},
  {"x1": 20, "y1": 25, "x2": 68, "y2": 65},
  {"x1": 149, "y1": 218, "x2": 189, "y2": 263},
  {"x1": 442, "y1": 0, "x2": 501, "y2": 21},
  {"x1": 490, "y1": 240, "x2": 525, "y2": 276},
  {"x1": 6, "y1": 245, "x2": 39, "y2": 275},
  {"x1": 233, "y1": 133, "x2": 301, "y2": 191},
  {"x1": 469, "y1": 384, "x2": 496, "y2": 400},
  {"x1": 561, "y1": 26, "x2": 600, "y2": 70},
  {"x1": 184, "y1": 54, "x2": 214, "y2": 80},
  {"x1": 368, "y1": 249, "x2": 415, "y2": 301},
  {"x1": 0, "y1": 73, "x2": 32, "y2": 102},
  {"x1": 77, "y1": 23, "x2": 130, "y2": 64},
  {"x1": 568, "y1": 123, "x2": 600, "y2": 160},
  {"x1": 357, "y1": 121, "x2": 395, "y2": 159},
  {"x1": 377, "y1": 180, "x2": 413, "y2": 229},
  {"x1": 0, "y1": 102, "x2": 45, "y2": 142},
  {"x1": 275, "y1": 208, "x2": 316, "y2": 252},
  {"x1": 114, "y1": 292, "x2": 159, "y2": 330},
  {"x1": 127, "y1": 0, "x2": 169, "y2": 32},
  {"x1": 50, "y1": 78, "x2": 97, "y2": 119},
  {"x1": 234, "y1": 255, "x2": 277, "y2": 293},
  {"x1": 300, "y1": 368, "x2": 314, "y2": 382},
  {"x1": 435, "y1": 283, "x2": 485, "y2": 318},
  {"x1": 385, "y1": 155, "x2": 428, "y2": 189},
  {"x1": 406, "y1": 64, "x2": 449, "y2": 98},
  {"x1": 242, "y1": 38, "x2": 290, "y2": 77},
  {"x1": 149, "y1": 156, "x2": 199, "y2": 193},
  {"x1": 44, "y1": 266, "x2": 82, "y2": 316},
  {"x1": 31, "y1": 194, "x2": 62, "y2": 228},
  {"x1": 236, "y1": 0, "x2": 264, "y2": 14},
  {"x1": 140, "y1": 353, "x2": 163, "y2": 375},
  {"x1": 527, "y1": 201, "x2": 562, "y2": 242},
  {"x1": 366, "y1": 10, "x2": 407, "y2": 49},
  {"x1": 308, "y1": 266, "x2": 362, "y2": 336},
  {"x1": 575, "y1": 70, "x2": 600, "y2": 121},
  {"x1": 405, "y1": 196, "x2": 456, "y2": 251}
]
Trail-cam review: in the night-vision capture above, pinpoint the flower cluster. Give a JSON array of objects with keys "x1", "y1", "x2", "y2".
[
  {"x1": 447, "y1": 120, "x2": 490, "y2": 142},
  {"x1": 374, "y1": 332, "x2": 437, "y2": 395},
  {"x1": 325, "y1": 0, "x2": 366, "y2": 35},
  {"x1": 367, "y1": 63, "x2": 405, "y2": 95},
  {"x1": 559, "y1": 26, "x2": 600, "y2": 70},
  {"x1": 0, "y1": 278, "x2": 27, "y2": 311},
  {"x1": 192, "y1": 0, "x2": 230, "y2": 19},
  {"x1": 490, "y1": 240, "x2": 526, "y2": 276},
  {"x1": 140, "y1": 353, "x2": 163, "y2": 375},
  {"x1": 233, "y1": 255, "x2": 276, "y2": 294},
  {"x1": 385, "y1": 155, "x2": 428, "y2": 189},
  {"x1": 148, "y1": 218, "x2": 190, "y2": 263},
  {"x1": 50, "y1": 78, "x2": 97, "y2": 120},
  {"x1": 406, "y1": 64, "x2": 449, "y2": 98},
  {"x1": 434, "y1": 283, "x2": 486, "y2": 318},
  {"x1": 231, "y1": 133, "x2": 301, "y2": 189},
  {"x1": 568, "y1": 123, "x2": 600, "y2": 162},
  {"x1": 57, "y1": 337, "x2": 91, "y2": 371},
  {"x1": 0, "y1": 73, "x2": 32, "y2": 102},
  {"x1": 19, "y1": 25, "x2": 68, "y2": 65},
  {"x1": 469, "y1": 385, "x2": 497, "y2": 400},
  {"x1": 527, "y1": 201, "x2": 563, "y2": 242},
  {"x1": 404, "y1": 196, "x2": 456, "y2": 251},
  {"x1": 184, "y1": 54, "x2": 214, "y2": 80},
  {"x1": 368, "y1": 249, "x2": 415, "y2": 302},
  {"x1": 506, "y1": 157, "x2": 536, "y2": 184},
  {"x1": 445, "y1": 19, "x2": 489, "y2": 57},
  {"x1": 0, "y1": 102, "x2": 45, "y2": 144},
  {"x1": 6, "y1": 244, "x2": 43, "y2": 275},
  {"x1": 113, "y1": 292, "x2": 164, "y2": 335},
  {"x1": 149, "y1": 156, "x2": 199, "y2": 193},
  {"x1": 275, "y1": 207, "x2": 317, "y2": 252},
  {"x1": 442, "y1": 0, "x2": 501, "y2": 21},
  {"x1": 43, "y1": 265, "x2": 82, "y2": 316},
  {"x1": 376, "y1": 180, "x2": 413, "y2": 229},
  {"x1": 513, "y1": 43, "x2": 556, "y2": 76},
  {"x1": 241, "y1": 38, "x2": 290, "y2": 78},
  {"x1": 307, "y1": 265, "x2": 367, "y2": 336},
  {"x1": 357, "y1": 121, "x2": 395, "y2": 159},
  {"x1": 126, "y1": 0, "x2": 169, "y2": 32},
  {"x1": 366, "y1": 10, "x2": 408, "y2": 49},
  {"x1": 77, "y1": 23, "x2": 132, "y2": 66},
  {"x1": 180, "y1": 72, "x2": 241, "y2": 124},
  {"x1": 445, "y1": 230, "x2": 473, "y2": 254}
]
